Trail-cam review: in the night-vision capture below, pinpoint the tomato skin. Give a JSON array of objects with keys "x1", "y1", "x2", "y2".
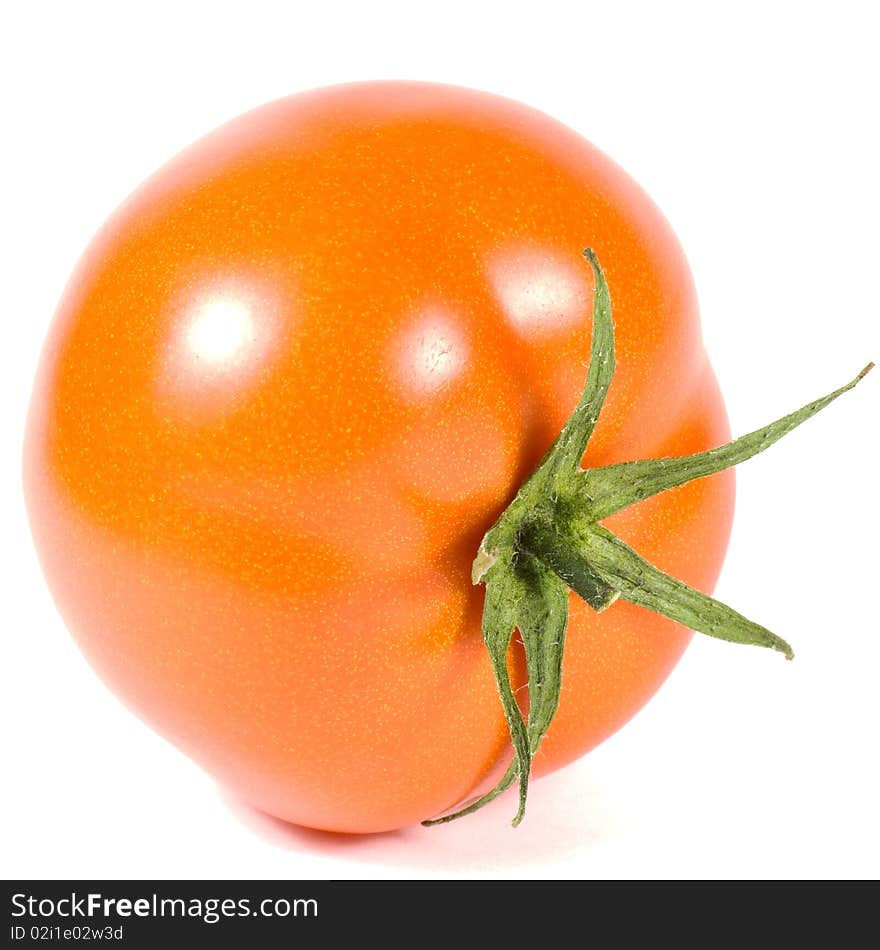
[{"x1": 24, "y1": 82, "x2": 733, "y2": 832}]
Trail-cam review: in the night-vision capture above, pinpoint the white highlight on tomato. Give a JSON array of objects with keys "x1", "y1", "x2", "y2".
[
  {"x1": 185, "y1": 297, "x2": 256, "y2": 366},
  {"x1": 489, "y1": 246, "x2": 590, "y2": 336},
  {"x1": 157, "y1": 275, "x2": 288, "y2": 422},
  {"x1": 395, "y1": 310, "x2": 468, "y2": 399}
]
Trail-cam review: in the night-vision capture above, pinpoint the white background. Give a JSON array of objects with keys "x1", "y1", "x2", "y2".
[{"x1": 2, "y1": 1, "x2": 878, "y2": 880}]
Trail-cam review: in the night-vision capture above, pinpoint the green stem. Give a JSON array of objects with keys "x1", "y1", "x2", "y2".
[{"x1": 421, "y1": 249, "x2": 871, "y2": 828}]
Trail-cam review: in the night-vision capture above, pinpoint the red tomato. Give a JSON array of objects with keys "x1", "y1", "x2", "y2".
[{"x1": 23, "y1": 82, "x2": 732, "y2": 832}]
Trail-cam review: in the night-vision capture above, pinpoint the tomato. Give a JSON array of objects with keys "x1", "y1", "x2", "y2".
[{"x1": 23, "y1": 81, "x2": 734, "y2": 833}]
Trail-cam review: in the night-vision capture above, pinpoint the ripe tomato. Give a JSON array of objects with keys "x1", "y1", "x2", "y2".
[{"x1": 24, "y1": 82, "x2": 733, "y2": 833}]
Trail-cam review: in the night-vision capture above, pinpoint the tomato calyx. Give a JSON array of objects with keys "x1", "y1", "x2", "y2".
[{"x1": 423, "y1": 249, "x2": 873, "y2": 828}]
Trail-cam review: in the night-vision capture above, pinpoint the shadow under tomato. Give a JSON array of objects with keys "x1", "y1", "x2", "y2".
[{"x1": 220, "y1": 763, "x2": 618, "y2": 873}]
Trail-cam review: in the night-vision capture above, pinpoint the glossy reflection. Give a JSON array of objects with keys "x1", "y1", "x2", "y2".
[
  {"x1": 489, "y1": 246, "x2": 591, "y2": 337},
  {"x1": 185, "y1": 297, "x2": 255, "y2": 366},
  {"x1": 158, "y1": 278, "x2": 285, "y2": 421},
  {"x1": 393, "y1": 308, "x2": 468, "y2": 400}
]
